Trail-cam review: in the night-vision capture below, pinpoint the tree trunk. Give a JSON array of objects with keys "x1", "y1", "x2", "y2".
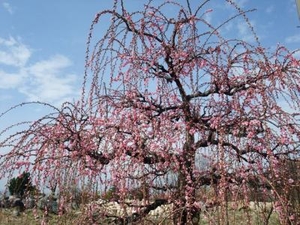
[{"x1": 174, "y1": 139, "x2": 200, "y2": 225}]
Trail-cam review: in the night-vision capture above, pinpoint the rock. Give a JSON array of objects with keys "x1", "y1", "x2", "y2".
[
  {"x1": 24, "y1": 196, "x2": 35, "y2": 209},
  {"x1": 10, "y1": 198, "x2": 25, "y2": 217},
  {"x1": 13, "y1": 199, "x2": 25, "y2": 211},
  {"x1": 37, "y1": 196, "x2": 48, "y2": 210},
  {"x1": 37, "y1": 195, "x2": 59, "y2": 214},
  {"x1": 2, "y1": 196, "x2": 10, "y2": 208},
  {"x1": 50, "y1": 200, "x2": 58, "y2": 214},
  {"x1": 71, "y1": 201, "x2": 80, "y2": 210},
  {"x1": 8, "y1": 195, "x2": 17, "y2": 207},
  {"x1": 12, "y1": 208, "x2": 20, "y2": 217}
]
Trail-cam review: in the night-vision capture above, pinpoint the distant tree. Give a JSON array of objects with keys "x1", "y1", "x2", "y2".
[
  {"x1": 8, "y1": 172, "x2": 34, "y2": 197},
  {"x1": 0, "y1": 0, "x2": 300, "y2": 224}
]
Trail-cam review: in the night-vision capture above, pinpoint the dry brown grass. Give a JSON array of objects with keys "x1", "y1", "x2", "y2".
[{"x1": 0, "y1": 208, "x2": 80, "y2": 225}]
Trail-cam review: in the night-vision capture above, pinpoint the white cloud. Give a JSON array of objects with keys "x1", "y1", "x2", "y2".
[
  {"x1": 0, "y1": 37, "x2": 17, "y2": 46},
  {"x1": 2, "y1": 2, "x2": 13, "y2": 15},
  {"x1": 0, "y1": 37, "x2": 79, "y2": 105},
  {"x1": 22, "y1": 55, "x2": 78, "y2": 103},
  {"x1": 285, "y1": 34, "x2": 300, "y2": 43},
  {"x1": 28, "y1": 55, "x2": 72, "y2": 76},
  {"x1": 0, "y1": 70, "x2": 24, "y2": 89},
  {"x1": 0, "y1": 37, "x2": 31, "y2": 67}
]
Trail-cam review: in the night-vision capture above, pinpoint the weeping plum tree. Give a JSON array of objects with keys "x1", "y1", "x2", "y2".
[{"x1": 0, "y1": 0, "x2": 300, "y2": 224}]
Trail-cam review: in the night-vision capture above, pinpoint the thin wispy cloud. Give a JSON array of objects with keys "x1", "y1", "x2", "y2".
[
  {"x1": 236, "y1": 20, "x2": 257, "y2": 43},
  {"x1": 0, "y1": 37, "x2": 79, "y2": 105},
  {"x1": 0, "y1": 70, "x2": 24, "y2": 89},
  {"x1": 265, "y1": 5, "x2": 274, "y2": 14},
  {"x1": 204, "y1": 14, "x2": 212, "y2": 25},
  {"x1": 288, "y1": 0, "x2": 297, "y2": 14},
  {"x1": 232, "y1": 0, "x2": 248, "y2": 8},
  {"x1": 285, "y1": 34, "x2": 300, "y2": 43},
  {"x1": 2, "y1": 2, "x2": 14, "y2": 15}
]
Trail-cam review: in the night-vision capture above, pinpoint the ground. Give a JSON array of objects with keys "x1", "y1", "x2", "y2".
[{"x1": 0, "y1": 201, "x2": 282, "y2": 225}]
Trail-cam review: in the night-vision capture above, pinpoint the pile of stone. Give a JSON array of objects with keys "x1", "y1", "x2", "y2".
[
  {"x1": 0, "y1": 195, "x2": 25, "y2": 216},
  {"x1": 0, "y1": 194, "x2": 62, "y2": 216}
]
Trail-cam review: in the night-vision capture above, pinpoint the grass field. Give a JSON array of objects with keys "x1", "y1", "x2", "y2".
[{"x1": 0, "y1": 201, "x2": 282, "y2": 225}]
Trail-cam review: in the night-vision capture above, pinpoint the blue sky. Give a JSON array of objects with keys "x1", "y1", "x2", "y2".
[{"x1": 0, "y1": 0, "x2": 299, "y2": 131}]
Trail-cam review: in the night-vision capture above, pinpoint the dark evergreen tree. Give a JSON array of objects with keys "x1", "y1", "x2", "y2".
[{"x1": 8, "y1": 172, "x2": 34, "y2": 197}]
